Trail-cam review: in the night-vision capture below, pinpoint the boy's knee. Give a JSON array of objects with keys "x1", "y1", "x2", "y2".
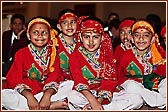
[
  {"x1": 124, "y1": 80, "x2": 143, "y2": 93},
  {"x1": 68, "y1": 90, "x2": 79, "y2": 103},
  {"x1": 130, "y1": 94, "x2": 143, "y2": 109}
]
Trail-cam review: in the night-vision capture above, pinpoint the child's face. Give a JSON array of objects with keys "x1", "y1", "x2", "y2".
[
  {"x1": 58, "y1": 17, "x2": 77, "y2": 37},
  {"x1": 81, "y1": 31, "x2": 102, "y2": 54},
  {"x1": 28, "y1": 23, "x2": 50, "y2": 51},
  {"x1": 132, "y1": 28, "x2": 153, "y2": 53},
  {"x1": 120, "y1": 27, "x2": 133, "y2": 47}
]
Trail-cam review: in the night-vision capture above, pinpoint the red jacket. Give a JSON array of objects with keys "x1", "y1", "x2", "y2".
[
  {"x1": 6, "y1": 47, "x2": 63, "y2": 95},
  {"x1": 117, "y1": 49, "x2": 166, "y2": 86},
  {"x1": 69, "y1": 46, "x2": 117, "y2": 104}
]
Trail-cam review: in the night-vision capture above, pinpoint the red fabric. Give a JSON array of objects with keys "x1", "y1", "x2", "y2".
[
  {"x1": 156, "y1": 44, "x2": 166, "y2": 59},
  {"x1": 2, "y1": 82, "x2": 8, "y2": 89},
  {"x1": 113, "y1": 45, "x2": 125, "y2": 64},
  {"x1": 160, "y1": 25, "x2": 166, "y2": 38},
  {"x1": 6, "y1": 47, "x2": 63, "y2": 95},
  {"x1": 80, "y1": 20, "x2": 104, "y2": 34},
  {"x1": 76, "y1": 16, "x2": 88, "y2": 33},
  {"x1": 119, "y1": 20, "x2": 135, "y2": 30},
  {"x1": 57, "y1": 34, "x2": 81, "y2": 80},
  {"x1": 69, "y1": 47, "x2": 117, "y2": 104},
  {"x1": 117, "y1": 49, "x2": 166, "y2": 86},
  {"x1": 59, "y1": 13, "x2": 78, "y2": 24}
]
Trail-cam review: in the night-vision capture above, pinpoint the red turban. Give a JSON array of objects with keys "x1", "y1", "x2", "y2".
[
  {"x1": 119, "y1": 20, "x2": 135, "y2": 30},
  {"x1": 80, "y1": 20, "x2": 104, "y2": 34},
  {"x1": 58, "y1": 13, "x2": 78, "y2": 24}
]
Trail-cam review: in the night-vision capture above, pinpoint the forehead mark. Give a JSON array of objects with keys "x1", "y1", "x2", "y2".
[{"x1": 140, "y1": 29, "x2": 144, "y2": 32}]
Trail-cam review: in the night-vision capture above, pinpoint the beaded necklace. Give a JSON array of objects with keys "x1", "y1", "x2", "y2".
[
  {"x1": 132, "y1": 46, "x2": 153, "y2": 75},
  {"x1": 28, "y1": 43, "x2": 50, "y2": 71},
  {"x1": 79, "y1": 46, "x2": 101, "y2": 73},
  {"x1": 60, "y1": 34, "x2": 76, "y2": 54}
]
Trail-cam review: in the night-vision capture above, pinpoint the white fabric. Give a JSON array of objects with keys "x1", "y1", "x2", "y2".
[
  {"x1": 121, "y1": 79, "x2": 166, "y2": 108},
  {"x1": 68, "y1": 90, "x2": 143, "y2": 110},
  {"x1": 2, "y1": 80, "x2": 74, "y2": 110},
  {"x1": 11, "y1": 32, "x2": 18, "y2": 46}
]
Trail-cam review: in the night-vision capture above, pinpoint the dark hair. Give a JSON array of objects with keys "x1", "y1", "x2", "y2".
[
  {"x1": 146, "y1": 14, "x2": 161, "y2": 33},
  {"x1": 108, "y1": 19, "x2": 121, "y2": 30},
  {"x1": 11, "y1": 13, "x2": 25, "y2": 24},
  {"x1": 58, "y1": 8, "x2": 78, "y2": 20},
  {"x1": 108, "y1": 12, "x2": 119, "y2": 20},
  {"x1": 81, "y1": 16, "x2": 104, "y2": 27},
  {"x1": 121, "y1": 17, "x2": 136, "y2": 22}
]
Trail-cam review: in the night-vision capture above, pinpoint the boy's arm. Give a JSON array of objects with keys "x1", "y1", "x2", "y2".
[
  {"x1": 21, "y1": 90, "x2": 39, "y2": 110},
  {"x1": 81, "y1": 90, "x2": 104, "y2": 110},
  {"x1": 39, "y1": 88, "x2": 55, "y2": 110}
]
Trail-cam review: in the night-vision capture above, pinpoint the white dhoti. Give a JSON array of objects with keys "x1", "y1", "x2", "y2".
[
  {"x1": 120, "y1": 79, "x2": 166, "y2": 108},
  {"x1": 68, "y1": 90, "x2": 143, "y2": 110},
  {"x1": 2, "y1": 80, "x2": 74, "y2": 110}
]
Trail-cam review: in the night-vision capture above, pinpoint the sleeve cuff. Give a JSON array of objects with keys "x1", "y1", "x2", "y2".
[
  {"x1": 98, "y1": 90, "x2": 112, "y2": 102},
  {"x1": 15, "y1": 84, "x2": 32, "y2": 94},
  {"x1": 75, "y1": 83, "x2": 89, "y2": 91},
  {"x1": 43, "y1": 82, "x2": 59, "y2": 92}
]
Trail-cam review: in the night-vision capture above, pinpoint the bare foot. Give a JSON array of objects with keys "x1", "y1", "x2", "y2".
[{"x1": 49, "y1": 101, "x2": 68, "y2": 110}]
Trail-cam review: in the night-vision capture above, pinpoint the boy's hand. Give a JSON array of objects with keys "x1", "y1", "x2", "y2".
[
  {"x1": 39, "y1": 88, "x2": 54, "y2": 110},
  {"x1": 39, "y1": 94, "x2": 51, "y2": 110},
  {"x1": 27, "y1": 96, "x2": 39, "y2": 110},
  {"x1": 21, "y1": 89, "x2": 39, "y2": 110}
]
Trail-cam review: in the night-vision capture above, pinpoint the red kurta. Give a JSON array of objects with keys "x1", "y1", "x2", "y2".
[
  {"x1": 117, "y1": 49, "x2": 166, "y2": 86},
  {"x1": 113, "y1": 44, "x2": 125, "y2": 64},
  {"x1": 57, "y1": 34, "x2": 80, "y2": 80},
  {"x1": 69, "y1": 46, "x2": 117, "y2": 104},
  {"x1": 6, "y1": 47, "x2": 63, "y2": 95}
]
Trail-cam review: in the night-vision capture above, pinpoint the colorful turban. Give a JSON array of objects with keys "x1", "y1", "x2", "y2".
[
  {"x1": 58, "y1": 12, "x2": 78, "y2": 24},
  {"x1": 160, "y1": 25, "x2": 166, "y2": 38},
  {"x1": 119, "y1": 19, "x2": 135, "y2": 30},
  {"x1": 80, "y1": 20, "x2": 104, "y2": 34},
  {"x1": 132, "y1": 20, "x2": 155, "y2": 35},
  {"x1": 27, "y1": 18, "x2": 58, "y2": 72},
  {"x1": 132, "y1": 20, "x2": 165, "y2": 65},
  {"x1": 76, "y1": 16, "x2": 88, "y2": 33}
]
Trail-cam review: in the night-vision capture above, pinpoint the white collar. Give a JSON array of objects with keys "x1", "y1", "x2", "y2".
[
  {"x1": 12, "y1": 32, "x2": 18, "y2": 39},
  {"x1": 11, "y1": 32, "x2": 18, "y2": 45}
]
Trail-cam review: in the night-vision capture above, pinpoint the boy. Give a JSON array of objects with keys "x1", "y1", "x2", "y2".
[
  {"x1": 114, "y1": 18, "x2": 135, "y2": 63},
  {"x1": 2, "y1": 17, "x2": 70, "y2": 110},
  {"x1": 56, "y1": 8, "x2": 80, "y2": 80},
  {"x1": 68, "y1": 17, "x2": 143, "y2": 110},
  {"x1": 117, "y1": 20, "x2": 166, "y2": 109}
]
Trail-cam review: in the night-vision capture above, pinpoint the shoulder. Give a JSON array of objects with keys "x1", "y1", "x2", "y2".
[
  {"x1": 115, "y1": 45, "x2": 123, "y2": 51},
  {"x1": 114, "y1": 45, "x2": 124, "y2": 58},
  {"x1": 121, "y1": 49, "x2": 133, "y2": 58},
  {"x1": 2, "y1": 30, "x2": 12, "y2": 37},
  {"x1": 15, "y1": 47, "x2": 29, "y2": 55},
  {"x1": 118, "y1": 49, "x2": 134, "y2": 64},
  {"x1": 3, "y1": 30, "x2": 12, "y2": 34}
]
